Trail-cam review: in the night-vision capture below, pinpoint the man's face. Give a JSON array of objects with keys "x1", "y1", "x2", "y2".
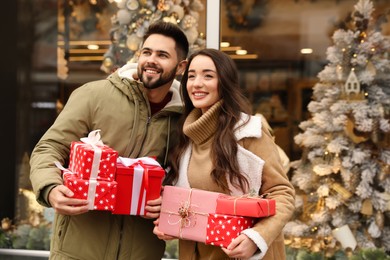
[{"x1": 137, "y1": 34, "x2": 180, "y2": 89}]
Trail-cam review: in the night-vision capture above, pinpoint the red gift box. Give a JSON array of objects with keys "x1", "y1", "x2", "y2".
[
  {"x1": 63, "y1": 169, "x2": 118, "y2": 211},
  {"x1": 206, "y1": 214, "x2": 255, "y2": 248},
  {"x1": 112, "y1": 157, "x2": 165, "y2": 215},
  {"x1": 68, "y1": 130, "x2": 118, "y2": 181},
  {"x1": 215, "y1": 194, "x2": 276, "y2": 218},
  {"x1": 159, "y1": 186, "x2": 255, "y2": 248}
]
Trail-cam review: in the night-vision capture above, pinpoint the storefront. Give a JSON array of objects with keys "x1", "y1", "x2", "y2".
[{"x1": 1, "y1": 0, "x2": 389, "y2": 258}]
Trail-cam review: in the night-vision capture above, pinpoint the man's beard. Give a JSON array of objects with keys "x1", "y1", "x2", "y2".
[{"x1": 138, "y1": 65, "x2": 178, "y2": 90}]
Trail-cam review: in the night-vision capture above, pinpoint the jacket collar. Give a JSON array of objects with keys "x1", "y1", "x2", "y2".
[{"x1": 234, "y1": 113, "x2": 262, "y2": 141}]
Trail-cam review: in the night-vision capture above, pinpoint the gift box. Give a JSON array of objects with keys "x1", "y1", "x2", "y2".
[
  {"x1": 159, "y1": 186, "x2": 255, "y2": 248},
  {"x1": 68, "y1": 130, "x2": 118, "y2": 181},
  {"x1": 215, "y1": 194, "x2": 276, "y2": 218},
  {"x1": 112, "y1": 157, "x2": 165, "y2": 215},
  {"x1": 207, "y1": 214, "x2": 255, "y2": 248},
  {"x1": 63, "y1": 169, "x2": 118, "y2": 211}
]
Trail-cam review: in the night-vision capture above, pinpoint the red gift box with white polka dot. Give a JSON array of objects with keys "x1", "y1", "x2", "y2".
[
  {"x1": 206, "y1": 214, "x2": 255, "y2": 248},
  {"x1": 68, "y1": 141, "x2": 118, "y2": 181},
  {"x1": 63, "y1": 170, "x2": 118, "y2": 211}
]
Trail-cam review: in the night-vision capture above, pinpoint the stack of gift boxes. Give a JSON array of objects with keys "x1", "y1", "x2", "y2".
[
  {"x1": 64, "y1": 135, "x2": 119, "y2": 211},
  {"x1": 158, "y1": 186, "x2": 276, "y2": 248},
  {"x1": 59, "y1": 130, "x2": 165, "y2": 214},
  {"x1": 59, "y1": 130, "x2": 276, "y2": 248}
]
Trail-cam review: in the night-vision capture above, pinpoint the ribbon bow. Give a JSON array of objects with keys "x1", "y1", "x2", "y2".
[
  {"x1": 163, "y1": 189, "x2": 209, "y2": 238},
  {"x1": 117, "y1": 156, "x2": 161, "y2": 167},
  {"x1": 80, "y1": 129, "x2": 104, "y2": 148}
]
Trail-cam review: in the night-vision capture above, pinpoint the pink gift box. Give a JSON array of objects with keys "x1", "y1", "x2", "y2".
[
  {"x1": 68, "y1": 141, "x2": 118, "y2": 181},
  {"x1": 63, "y1": 170, "x2": 118, "y2": 211},
  {"x1": 215, "y1": 194, "x2": 276, "y2": 218},
  {"x1": 113, "y1": 157, "x2": 165, "y2": 216},
  {"x1": 159, "y1": 186, "x2": 255, "y2": 248}
]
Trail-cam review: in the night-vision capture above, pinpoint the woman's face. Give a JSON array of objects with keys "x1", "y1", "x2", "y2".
[{"x1": 186, "y1": 55, "x2": 220, "y2": 114}]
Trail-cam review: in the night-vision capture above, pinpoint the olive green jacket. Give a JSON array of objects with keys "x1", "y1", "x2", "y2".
[{"x1": 30, "y1": 64, "x2": 183, "y2": 259}]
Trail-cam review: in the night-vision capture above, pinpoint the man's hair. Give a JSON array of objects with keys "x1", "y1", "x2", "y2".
[{"x1": 143, "y1": 21, "x2": 189, "y2": 61}]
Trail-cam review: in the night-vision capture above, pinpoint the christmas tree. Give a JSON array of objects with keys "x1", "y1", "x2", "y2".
[
  {"x1": 101, "y1": 0, "x2": 205, "y2": 73},
  {"x1": 284, "y1": 0, "x2": 390, "y2": 257}
]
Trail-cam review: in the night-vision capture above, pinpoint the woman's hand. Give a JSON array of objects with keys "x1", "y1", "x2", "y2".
[
  {"x1": 222, "y1": 233, "x2": 258, "y2": 259},
  {"x1": 153, "y1": 218, "x2": 176, "y2": 240}
]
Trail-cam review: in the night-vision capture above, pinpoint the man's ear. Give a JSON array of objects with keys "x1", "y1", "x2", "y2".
[{"x1": 176, "y1": 60, "x2": 188, "y2": 76}]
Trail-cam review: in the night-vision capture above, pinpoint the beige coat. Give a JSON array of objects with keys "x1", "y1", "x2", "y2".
[{"x1": 175, "y1": 106, "x2": 295, "y2": 260}]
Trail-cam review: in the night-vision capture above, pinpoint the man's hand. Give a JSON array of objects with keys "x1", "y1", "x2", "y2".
[
  {"x1": 48, "y1": 185, "x2": 89, "y2": 215},
  {"x1": 222, "y1": 234, "x2": 258, "y2": 259},
  {"x1": 143, "y1": 196, "x2": 162, "y2": 219}
]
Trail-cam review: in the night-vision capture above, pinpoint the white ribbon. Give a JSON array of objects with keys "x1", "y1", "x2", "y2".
[
  {"x1": 131, "y1": 164, "x2": 146, "y2": 215},
  {"x1": 117, "y1": 156, "x2": 161, "y2": 167},
  {"x1": 86, "y1": 180, "x2": 97, "y2": 210},
  {"x1": 54, "y1": 161, "x2": 73, "y2": 175},
  {"x1": 70, "y1": 130, "x2": 104, "y2": 180},
  {"x1": 54, "y1": 161, "x2": 96, "y2": 210}
]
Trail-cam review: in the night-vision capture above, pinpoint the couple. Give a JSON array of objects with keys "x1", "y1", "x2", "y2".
[{"x1": 30, "y1": 21, "x2": 294, "y2": 260}]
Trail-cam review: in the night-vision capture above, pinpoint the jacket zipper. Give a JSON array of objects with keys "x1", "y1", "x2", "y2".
[{"x1": 136, "y1": 115, "x2": 151, "y2": 154}]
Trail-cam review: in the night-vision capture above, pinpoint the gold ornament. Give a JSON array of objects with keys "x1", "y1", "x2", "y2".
[
  {"x1": 332, "y1": 182, "x2": 353, "y2": 200},
  {"x1": 301, "y1": 193, "x2": 319, "y2": 222},
  {"x1": 361, "y1": 199, "x2": 373, "y2": 215},
  {"x1": 344, "y1": 117, "x2": 369, "y2": 144},
  {"x1": 316, "y1": 197, "x2": 325, "y2": 212}
]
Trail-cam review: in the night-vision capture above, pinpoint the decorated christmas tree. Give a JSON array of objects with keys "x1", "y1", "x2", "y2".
[
  {"x1": 284, "y1": 0, "x2": 390, "y2": 257},
  {"x1": 101, "y1": 0, "x2": 205, "y2": 73}
]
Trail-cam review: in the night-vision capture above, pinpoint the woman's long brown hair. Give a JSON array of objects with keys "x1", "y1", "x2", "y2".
[{"x1": 165, "y1": 48, "x2": 252, "y2": 193}]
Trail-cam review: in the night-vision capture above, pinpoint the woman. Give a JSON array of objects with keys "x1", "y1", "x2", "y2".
[{"x1": 155, "y1": 48, "x2": 295, "y2": 259}]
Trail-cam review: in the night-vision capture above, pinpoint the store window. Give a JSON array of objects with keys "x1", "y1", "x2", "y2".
[
  {"x1": 1, "y1": 0, "x2": 389, "y2": 257},
  {"x1": 220, "y1": 0, "x2": 390, "y2": 160}
]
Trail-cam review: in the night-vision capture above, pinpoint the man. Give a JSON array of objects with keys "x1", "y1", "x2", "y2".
[{"x1": 30, "y1": 21, "x2": 189, "y2": 259}]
